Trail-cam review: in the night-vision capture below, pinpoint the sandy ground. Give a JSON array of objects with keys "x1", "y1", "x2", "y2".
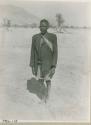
[{"x1": 0, "y1": 28, "x2": 90, "y2": 121}]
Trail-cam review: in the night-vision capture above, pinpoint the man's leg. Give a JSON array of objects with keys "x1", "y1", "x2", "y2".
[
  {"x1": 45, "y1": 80, "x2": 51, "y2": 100},
  {"x1": 38, "y1": 78, "x2": 44, "y2": 86},
  {"x1": 38, "y1": 78, "x2": 46, "y2": 101}
]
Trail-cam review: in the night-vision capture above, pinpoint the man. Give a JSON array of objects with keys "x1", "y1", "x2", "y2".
[{"x1": 29, "y1": 19, "x2": 58, "y2": 102}]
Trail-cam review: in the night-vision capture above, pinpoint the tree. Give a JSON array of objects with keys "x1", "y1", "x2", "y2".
[
  {"x1": 56, "y1": 13, "x2": 64, "y2": 32},
  {"x1": 7, "y1": 19, "x2": 11, "y2": 27},
  {"x1": 3, "y1": 18, "x2": 11, "y2": 27}
]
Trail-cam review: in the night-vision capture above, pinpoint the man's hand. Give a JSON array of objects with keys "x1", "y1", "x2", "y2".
[
  {"x1": 49, "y1": 67, "x2": 55, "y2": 78},
  {"x1": 32, "y1": 67, "x2": 36, "y2": 76},
  {"x1": 51, "y1": 67, "x2": 55, "y2": 74}
]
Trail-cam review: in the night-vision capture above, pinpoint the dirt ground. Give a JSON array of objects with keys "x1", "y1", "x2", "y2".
[{"x1": 0, "y1": 28, "x2": 90, "y2": 121}]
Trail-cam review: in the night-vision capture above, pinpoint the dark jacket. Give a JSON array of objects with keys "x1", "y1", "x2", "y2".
[{"x1": 30, "y1": 32, "x2": 58, "y2": 77}]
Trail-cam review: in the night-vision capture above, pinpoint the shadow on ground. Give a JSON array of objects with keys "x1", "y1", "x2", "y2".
[{"x1": 27, "y1": 77, "x2": 46, "y2": 100}]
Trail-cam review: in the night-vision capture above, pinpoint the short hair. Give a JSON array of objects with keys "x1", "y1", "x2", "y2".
[{"x1": 40, "y1": 19, "x2": 49, "y2": 27}]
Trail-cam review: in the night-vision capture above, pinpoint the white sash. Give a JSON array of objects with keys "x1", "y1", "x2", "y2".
[{"x1": 41, "y1": 36, "x2": 53, "y2": 52}]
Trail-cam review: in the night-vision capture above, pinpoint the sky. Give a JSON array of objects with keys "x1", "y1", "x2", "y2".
[{"x1": 0, "y1": 1, "x2": 91, "y2": 26}]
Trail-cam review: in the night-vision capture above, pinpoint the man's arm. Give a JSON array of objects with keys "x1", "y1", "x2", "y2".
[
  {"x1": 29, "y1": 36, "x2": 35, "y2": 67},
  {"x1": 52, "y1": 34, "x2": 58, "y2": 68},
  {"x1": 29, "y1": 36, "x2": 36, "y2": 76},
  {"x1": 50, "y1": 35, "x2": 58, "y2": 77}
]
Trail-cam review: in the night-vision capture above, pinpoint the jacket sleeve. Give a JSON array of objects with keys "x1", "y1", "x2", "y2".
[
  {"x1": 52, "y1": 35, "x2": 58, "y2": 68},
  {"x1": 29, "y1": 36, "x2": 35, "y2": 67}
]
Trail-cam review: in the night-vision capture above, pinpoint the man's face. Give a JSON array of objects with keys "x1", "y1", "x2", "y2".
[{"x1": 39, "y1": 22, "x2": 48, "y2": 35}]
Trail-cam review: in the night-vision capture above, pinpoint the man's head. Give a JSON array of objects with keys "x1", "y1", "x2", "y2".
[{"x1": 39, "y1": 19, "x2": 49, "y2": 35}]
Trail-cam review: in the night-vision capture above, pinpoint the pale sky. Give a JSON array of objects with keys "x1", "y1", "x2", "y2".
[{"x1": 0, "y1": 1, "x2": 91, "y2": 26}]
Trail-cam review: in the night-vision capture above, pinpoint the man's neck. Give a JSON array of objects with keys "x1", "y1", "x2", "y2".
[{"x1": 41, "y1": 32, "x2": 48, "y2": 36}]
